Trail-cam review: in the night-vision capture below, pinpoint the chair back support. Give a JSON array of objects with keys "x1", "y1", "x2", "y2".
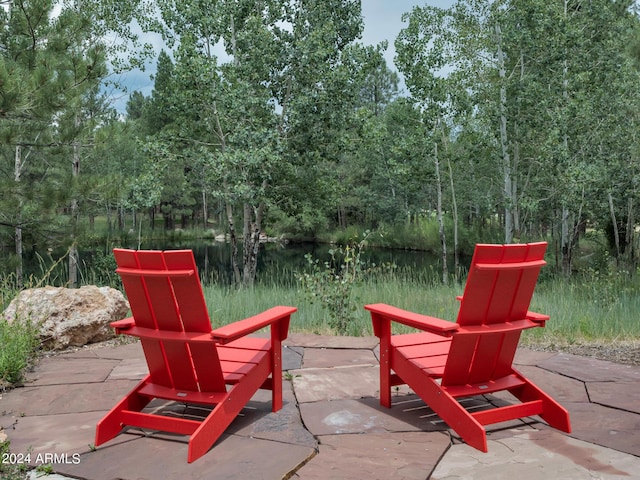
[
  {"x1": 114, "y1": 249, "x2": 226, "y2": 393},
  {"x1": 442, "y1": 242, "x2": 547, "y2": 387}
]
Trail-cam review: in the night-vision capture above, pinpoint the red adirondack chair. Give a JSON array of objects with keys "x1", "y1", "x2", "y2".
[
  {"x1": 365, "y1": 242, "x2": 571, "y2": 452},
  {"x1": 95, "y1": 249, "x2": 296, "y2": 462}
]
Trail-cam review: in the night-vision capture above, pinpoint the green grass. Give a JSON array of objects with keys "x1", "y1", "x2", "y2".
[
  {"x1": 2, "y1": 262, "x2": 639, "y2": 390},
  {"x1": 523, "y1": 276, "x2": 640, "y2": 346},
  {"x1": 0, "y1": 317, "x2": 40, "y2": 387},
  {"x1": 203, "y1": 275, "x2": 640, "y2": 344},
  {"x1": 0, "y1": 273, "x2": 41, "y2": 388},
  {"x1": 0, "y1": 441, "x2": 29, "y2": 480}
]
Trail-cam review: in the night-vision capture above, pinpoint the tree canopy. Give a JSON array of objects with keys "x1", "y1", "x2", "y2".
[{"x1": 3, "y1": 0, "x2": 640, "y2": 285}]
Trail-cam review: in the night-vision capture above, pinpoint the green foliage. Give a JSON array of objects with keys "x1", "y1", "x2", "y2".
[
  {"x1": 202, "y1": 257, "x2": 640, "y2": 344},
  {"x1": 0, "y1": 0, "x2": 157, "y2": 285},
  {"x1": 0, "y1": 246, "x2": 122, "y2": 389},
  {"x1": 0, "y1": 271, "x2": 43, "y2": 388},
  {"x1": 4, "y1": 0, "x2": 640, "y2": 286},
  {"x1": 296, "y1": 232, "x2": 374, "y2": 335},
  {"x1": 35, "y1": 463, "x2": 54, "y2": 475},
  {"x1": 576, "y1": 251, "x2": 636, "y2": 311},
  {"x1": 392, "y1": 0, "x2": 640, "y2": 271},
  {"x1": 78, "y1": 249, "x2": 122, "y2": 289},
  {"x1": 0, "y1": 313, "x2": 40, "y2": 387},
  {"x1": 526, "y1": 272, "x2": 640, "y2": 344},
  {"x1": 0, "y1": 273, "x2": 21, "y2": 314},
  {"x1": 0, "y1": 440, "x2": 28, "y2": 480}
]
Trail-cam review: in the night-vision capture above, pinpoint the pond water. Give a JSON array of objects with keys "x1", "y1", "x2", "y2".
[
  {"x1": 144, "y1": 241, "x2": 445, "y2": 286},
  {"x1": 20, "y1": 240, "x2": 448, "y2": 287}
]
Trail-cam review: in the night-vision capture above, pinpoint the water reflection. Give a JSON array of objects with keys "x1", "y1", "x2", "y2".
[
  {"x1": 144, "y1": 241, "x2": 444, "y2": 287},
  {"x1": 20, "y1": 241, "x2": 447, "y2": 288}
]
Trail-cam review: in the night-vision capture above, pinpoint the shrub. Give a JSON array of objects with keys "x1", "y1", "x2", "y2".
[
  {"x1": 0, "y1": 315, "x2": 40, "y2": 387},
  {"x1": 297, "y1": 231, "x2": 374, "y2": 335},
  {"x1": 0, "y1": 274, "x2": 40, "y2": 388},
  {"x1": 0, "y1": 440, "x2": 29, "y2": 480}
]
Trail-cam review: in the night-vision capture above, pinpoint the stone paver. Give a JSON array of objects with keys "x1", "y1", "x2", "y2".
[
  {"x1": 106, "y1": 356, "x2": 149, "y2": 380},
  {"x1": 539, "y1": 352, "x2": 640, "y2": 382},
  {"x1": 57, "y1": 434, "x2": 315, "y2": 480},
  {"x1": 564, "y1": 401, "x2": 640, "y2": 456},
  {"x1": 285, "y1": 333, "x2": 378, "y2": 349},
  {"x1": 2, "y1": 337, "x2": 640, "y2": 480},
  {"x1": 294, "y1": 432, "x2": 451, "y2": 479},
  {"x1": 1, "y1": 379, "x2": 139, "y2": 416},
  {"x1": 586, "y1": 381, "x2": 640, "y2": 414},
  {"x1": 299, "y1": 396, "x2": 445, "y2": 436},
  {"x1": 0, "y1": 411, "x2": 115, "y2": 459},
  {"x1": 291, "y1": 365, "x2": 380, "y2": 403},
  {"x1": 514, "y1": 348, "x2": 558, "y2": 366},
  {"x1": 90, "y1": 341, "x2": 145, "y2": 360},
  {"x1": 226, "y1": 382, "x2": 317, "y2": 449},
  {"x1": 301, "y1": 347, "x2": 378, "y2": 369},
  {"x1": 25, "y1": 356, "x2": 120, "y2": 386},
  {"x1": 431, "y1": 428, "x2": 640, "y2": 480},
  {"x1": 512, "y1": 364, "x2": 590, "y2": 403}
]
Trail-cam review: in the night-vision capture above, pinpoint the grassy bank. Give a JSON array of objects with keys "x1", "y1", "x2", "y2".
[
  {"x1": 3, "y1": 264, "x2": 639, "y2": 388},
  {"x1": 203, "y1": 275, "x2": 640, "y2": 343},
  {"x1": 204, "y1": 278, "x2": 464, "y2": 337}
]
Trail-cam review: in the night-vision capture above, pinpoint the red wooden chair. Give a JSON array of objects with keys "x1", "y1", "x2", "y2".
[
  {"x1": 95, "y1": 249, "x2": 296, "y2": 462},
  {"x1": 365, "y1": 242, "x2": 571, "y2": 452}
]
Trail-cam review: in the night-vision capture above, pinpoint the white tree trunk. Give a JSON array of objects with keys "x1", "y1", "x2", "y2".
[
  {"x1": 69, "y1": 119, "x2": 81, "y2": 288},
  {"x1": 495, "y1": 22, "x2": 513, "y2": 244},
  {"x1": 446, "y1": 155, "x2": 459, "y2": 281},
  {"x1": 560, "y1": 0, "x2": 573, "y2": 275},
  {"x1": 608, "y1": 192, "x2": 620, "y2": 259},
  {"x1": 242, "y1": 200, "x2": 265, "y2": 288},
  {"x1": 202, "y1": 188, "x2": 207, "y2": 228},
  {"x1": 14, "y1": 145, "x2": 23, "y2": 287},
  {"x1": 434, "y1": 142, "x2": 448, "y2": 285}
]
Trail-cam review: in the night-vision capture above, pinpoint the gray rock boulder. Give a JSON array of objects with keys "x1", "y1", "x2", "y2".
[{"x1": 3, "y1": 286, "x2": 130, "y2": 350}]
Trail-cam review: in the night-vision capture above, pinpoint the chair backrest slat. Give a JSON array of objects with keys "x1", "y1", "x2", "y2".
[
  {"x1": 162, "y1": 250, "x2": 225, "y2": 392},
  {"x1": 493, "y1": 330, "x2": 521, "y2": 378},
  {"x1": 114, "y1": 249, "x2": 156, "y2": 330},
  {"x1": 114, "y1": 249, "x2": 226, "y2": 393},
  {"x1": 457, "y1": 243, "x2": 546, "y2": 326},
  {"x1": 455, "y1": 244, "x2": 505, "y2": 326},
  {"x1": 163, "y1": 250, "x2": 213, "y2": 334},
  {"x1": 442, "y1": 242, "x2": 547, "y2": 387},
  {"x1": 136, "y1": 250, "x2": 184, "y2": 332},
  {"x1": 114, "y1": 249, "x2": 174, "y2": 388}
]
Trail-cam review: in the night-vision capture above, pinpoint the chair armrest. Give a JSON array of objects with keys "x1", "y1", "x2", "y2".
[
  {"x1": 365, "y1": 303, "x2": 459, "y2": 337},
  {"x1": 525, "y1": 311, "x2": 550, "y2": 325},
  {"x1": 110, "y1": 317, "x2": 135, "y2": 334},
  {"x1": 457, "y1": 318, "x2": 541, "y2": 334},
  {"x1": 108, "y1": 326, "x2": 216, "y2": 343},
  {"x1": 210, "y1": 306, "x2": 297, "y2": 344}
]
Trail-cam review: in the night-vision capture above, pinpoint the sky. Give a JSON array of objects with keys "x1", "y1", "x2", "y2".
[
  {"x1": 360, "y1": 0, "x2": 454, "y2": 79},
  {"x1": 110, "y1": 1, "x2": 455, "y2": 112}
]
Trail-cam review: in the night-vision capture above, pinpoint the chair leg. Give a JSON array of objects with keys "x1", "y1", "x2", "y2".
[
  {"x1": 380, "y1": 364, "x2": 392, "y2": 408},
  {"x1": 95, "y1": 378, "x2": 153, "y2": 446},
  {"x1": 188, "y1": 361, "x2": 270, "y2": 462},
  {"x1": 395, "y1": 356, "x2": 489, "y2": 452},
  {"x1": 377, "y1": 320, "x2": 392, "y2": 408},
  {"x1": 271, "y1": 336, "x2": 283, "y2": 412},
  {"x1": 188, "y1": 399, "x2": 238, "y2": 463},
  {"x1": 510, "y1": 370, "x2": 571, "y2": 433},
  {"x1": 413, "y1": 378, "x2": 488, "y2": 452}
]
